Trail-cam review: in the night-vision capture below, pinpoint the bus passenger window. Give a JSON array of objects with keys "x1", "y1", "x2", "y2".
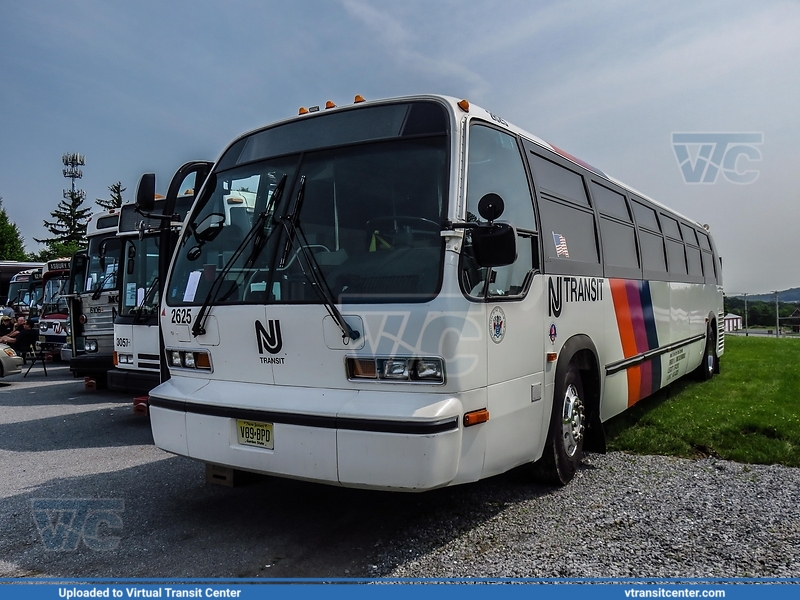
[{"x1": 461, "y1": 124, "x2": 538, "y2": 299}]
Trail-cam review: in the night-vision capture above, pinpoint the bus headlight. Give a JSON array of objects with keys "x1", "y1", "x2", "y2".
[
  {"x1": 166, "y1": 349, "x2": 212, "y2": 371},
  {"x1": 85, "y1": 339, "x2": 98, "y2": 352},
  {"x1": 381, "y1": 358, "x2": 409, "y2": 379},
  {"x1": 346, "y1": 356, "x2": 444, "y2": 384},
  {"x1": 118, "y1": 353, "x2": 133, "y2": 364},
  {"x1": 413, "y1": 358, "x2": 443, "y2": 381}
]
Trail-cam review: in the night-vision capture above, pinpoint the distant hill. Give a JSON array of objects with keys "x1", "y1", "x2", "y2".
[{"x1": 730, "y1": 287, "x2": 800, "y2": 303}]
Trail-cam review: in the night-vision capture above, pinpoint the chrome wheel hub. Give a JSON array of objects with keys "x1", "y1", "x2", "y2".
[{"x1": 561, "y1": 384, "x2": 585, "y2": 458}]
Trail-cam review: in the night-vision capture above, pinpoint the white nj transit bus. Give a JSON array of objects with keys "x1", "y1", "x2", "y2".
[
  {"x1": 140, "y1": 94, "x2": 723, "y2": 491},
  {"x1": 108, "y1": 194, "x2": 198, "y2": 394}
]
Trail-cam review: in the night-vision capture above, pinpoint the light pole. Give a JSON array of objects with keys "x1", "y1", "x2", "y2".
[
  {"x1": 774, "y1": 290, "x2": 780, "y2": 338},
  {"x1": 743, "y1": 293, "x2": 748, "y2": 336}
]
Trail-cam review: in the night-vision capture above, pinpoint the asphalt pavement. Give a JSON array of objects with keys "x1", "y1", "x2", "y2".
[{"x1": 0, "y1": 363, "x2": 534, "y2": 579}]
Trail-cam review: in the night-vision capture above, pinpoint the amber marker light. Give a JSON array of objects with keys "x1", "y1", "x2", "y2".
[
  {"x1": 354, "y1": 94, "x2": 366, "y2": 103},
  {"x1": 298, "y1": 107, "x2": 309, "y2": 115},
  {"x1": 457, "y1": 99, "x2": 470, "y2": 112},
  {"x1": 325, "y1": 100, "x2": 336, "y2": 109},
  {"x1": 546, "y1": 352, "x2": 558, "y2": 363},
  {"x1": 112, "y1": 351, "x2": 118, "y2": 366},
  {"x1": 195, "y1": 352, "x2": 212, "y2": 370},
  {"x1": 463, "y1": 408, "x2": 489, "y2": 427}
]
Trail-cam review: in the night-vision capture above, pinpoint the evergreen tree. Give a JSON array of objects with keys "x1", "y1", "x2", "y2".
[
  {"x1": 0, "y1": 197, "x2": 29, "y2": 261},
  {"x1": 35, "y1": 189, "x2": 91, "y2": 247},
  {"x1": 29, "y1": 240, "x2": 83, "y2": 262},
  {"x1": 96, "y1": 181, "x2": 125, "y2": 210}
]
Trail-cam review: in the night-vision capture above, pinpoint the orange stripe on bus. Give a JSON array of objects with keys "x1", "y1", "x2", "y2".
[
  {"x1": 610, "y1": 280, "x2": 637, "y2": 358},
  {"x1": 610, "y1": 279, "x2": 641, "y2": 407}
]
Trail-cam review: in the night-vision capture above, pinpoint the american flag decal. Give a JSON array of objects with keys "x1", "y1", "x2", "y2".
[{"x1": 553, "y1": 232, "x2": 570, "y2": 258}]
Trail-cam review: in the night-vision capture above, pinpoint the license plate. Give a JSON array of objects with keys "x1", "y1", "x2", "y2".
[{"x1": 236, "y1": 420, "x2": 274, "y2": 450}]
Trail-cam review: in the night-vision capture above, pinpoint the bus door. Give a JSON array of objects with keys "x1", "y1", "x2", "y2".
[
  {"x1": 67, "y1": 251, "x2": 89, "y2": 356},
  {"x1": 463, "y1": 123, "x2": 546, "y2": 476}
]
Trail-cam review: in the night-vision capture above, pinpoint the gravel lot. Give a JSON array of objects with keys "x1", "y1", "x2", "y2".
[
  {"x1": 1, "y1": 365, "x2": 798, "y2": 580},
  {"x1": 380, "y1": 453, "x2": 800, "y2": 579}
]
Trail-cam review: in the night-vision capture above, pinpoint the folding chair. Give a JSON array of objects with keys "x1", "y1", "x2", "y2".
[{"x1": 18, "y1": 330, "x2": 47, "y2": 377}]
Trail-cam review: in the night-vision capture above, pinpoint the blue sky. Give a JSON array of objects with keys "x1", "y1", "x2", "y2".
[{"x1": 1, "y1": 0, "x2": 798, "y2": 293}]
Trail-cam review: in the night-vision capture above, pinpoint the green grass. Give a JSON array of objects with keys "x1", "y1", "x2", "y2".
[{"x1": 604, "y1": 336, "x2": 800, "y2": 466}]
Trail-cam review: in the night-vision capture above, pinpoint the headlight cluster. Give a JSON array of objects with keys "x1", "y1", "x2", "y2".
[
  {"x1": 3, "y1": 347, "x2": 16, "y2": 358},
  {"x1": 346, "y1": 356, "x2": 444, "y2": 383},
  {"x1": 167, "y1": 349, "x2": 212, "y2": 371},
  {"x1": 85, "y1": 339, "x2": 98, "y2": 353},
  {"x1": 116, "y1": 353, "x2": 134, "y2": 365}
]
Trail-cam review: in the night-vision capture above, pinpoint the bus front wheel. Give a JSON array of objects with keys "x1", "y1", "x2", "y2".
[{"x1": 532, "y1": 362, "x2": 585, "y2": 486}]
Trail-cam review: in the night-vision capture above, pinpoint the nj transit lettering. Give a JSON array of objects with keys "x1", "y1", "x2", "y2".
[{"x1": 548, "y1": 276, "x2": 605, "y2": 318}]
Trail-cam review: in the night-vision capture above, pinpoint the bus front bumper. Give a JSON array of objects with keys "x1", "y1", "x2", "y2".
[
  {"x1": 148, "y1": 377, "x2": 466, "y2": 491},
  {"x1": 107, "y1": 367, "x2": 161, "y2": 395}
]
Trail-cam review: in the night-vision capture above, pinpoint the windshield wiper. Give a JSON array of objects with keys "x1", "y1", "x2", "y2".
[
  {"x1": 91, "y1": 271, "x2": 117, "y2": 300},
  {"x1": 191, "y1": 175, "x2": 288, "y2": 337},
  {"x1": 133, "y1": 277, "x2": 159, "y2": 323},
  {"x1": 277, "y1": 176, "x2": 360, "y2": 342}
]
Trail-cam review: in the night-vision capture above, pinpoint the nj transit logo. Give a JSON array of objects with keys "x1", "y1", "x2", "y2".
[
  {"x1": 671, "y1": 132, "x2": 763, "y2": 184},
  {"x1": 255, "y1": 319, "x2": 283, "y2": 354}
]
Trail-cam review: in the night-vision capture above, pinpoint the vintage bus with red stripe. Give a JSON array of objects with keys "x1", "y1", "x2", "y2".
[{"x1": 140, "y1": 94, "x2": 723, "y2": 491}]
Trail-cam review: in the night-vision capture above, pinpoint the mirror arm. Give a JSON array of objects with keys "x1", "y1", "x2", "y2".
[{"x1": 442, "y1": 220, "x2": 482, "y2": 231}]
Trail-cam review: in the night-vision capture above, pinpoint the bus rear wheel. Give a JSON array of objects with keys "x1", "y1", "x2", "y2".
[
  {"x1": 532, "y1": 362, "x2": 585, "y2": 486},
  {"x1": 693, "y1": 323, "x2": 717, "y2": 381}
]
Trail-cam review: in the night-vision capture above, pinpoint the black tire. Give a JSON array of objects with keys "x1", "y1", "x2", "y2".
[
  {"x1": 693, "y1": 323, "x2": 717, "y2": 381},
  {"x1": 532, "y1": 362, "x2": 586, "y2": 485}
]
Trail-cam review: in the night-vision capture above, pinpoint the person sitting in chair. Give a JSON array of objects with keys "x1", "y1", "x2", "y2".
[
  {"x1": 0, "y1": 315, "x2": 14, "y2": 338},
  {"x1": 7, "y1": 320, "x2": 38, "y2": 363},
  {"x1": 0, "y1": 316, "x2": 22, "y2": 344}
]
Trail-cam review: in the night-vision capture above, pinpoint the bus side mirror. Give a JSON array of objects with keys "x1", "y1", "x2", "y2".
[
  {"x1": 136, "y1": 173, "x2": 156, "y2": 212},
  {"x1": 471, "y1": 223, "x2": 517, "y2": 267}
]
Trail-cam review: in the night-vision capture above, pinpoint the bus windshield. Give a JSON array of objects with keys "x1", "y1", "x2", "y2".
[
  {"x1": 86, "y1": 235, "x2": 121, "y2": 293},
  {"x1": 121, "y1": 236, "x2": 160, "y2": 316},
  {"x1": 42, "y1": 277, "x2": 68, "y2": 316},
  {"x1": 7, "y1": 281, "x2": 29, "y2": 307},
  {"x1": 167, "y1": 101, "x2": 449, "y2": 307}
]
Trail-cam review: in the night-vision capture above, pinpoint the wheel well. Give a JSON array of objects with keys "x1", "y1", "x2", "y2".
[{"x1": 558, "y1": 335, "x2": 605, "y2": 453}]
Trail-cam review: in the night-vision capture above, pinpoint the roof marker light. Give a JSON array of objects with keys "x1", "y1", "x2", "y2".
[
  {"x1": 354, "y1": 95, "x2": 365, "y2": 103},
  {"x1": 325, "y1": 100, "x2": 336, "y2": 109},
  {"x1": 298, "y1": 107, "x2": 309, "y2": 115},
  {"x1": 457, "y1": 99, "x2": 470, "y2": 112}
]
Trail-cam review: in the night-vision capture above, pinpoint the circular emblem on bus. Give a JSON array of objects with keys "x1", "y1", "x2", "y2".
[{"x1": 489, "y1": 307, "x2": 506, "y2": 344}]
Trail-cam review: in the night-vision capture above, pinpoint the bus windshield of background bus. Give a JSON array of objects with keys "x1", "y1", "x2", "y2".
[
  {"x1": 168, "y1": 101, "x2": 449, "y2": 306},
  {"x1": 7, "y1": 282, "x2": 29, "y2": 307},
  {"x1": 86, "y1": 236, "x2": 121, "y2": 293},
  {"x1": 42, "y1": 277, "x2": 68, "y2": 316},
  {"x1": 122, "y1": 237, "x2": 160, "y2": 316}
]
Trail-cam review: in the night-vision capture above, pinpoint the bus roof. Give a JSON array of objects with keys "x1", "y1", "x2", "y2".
[{"x1": 223, "y1": 94, "x2": 708, "y2": 232}]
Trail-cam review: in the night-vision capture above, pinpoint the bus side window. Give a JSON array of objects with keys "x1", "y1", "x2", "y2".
[{"x1": 461, "y1": 124, "x2": 538, "y2": 299}]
